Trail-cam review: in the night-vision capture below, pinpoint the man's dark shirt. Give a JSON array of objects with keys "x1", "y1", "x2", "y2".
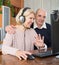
[{"x1": 34, "y1": 23, "x2": 51, "y2": 49}]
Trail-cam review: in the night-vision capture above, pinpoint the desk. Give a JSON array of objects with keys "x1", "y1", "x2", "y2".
[{"x1": 0, "y1": 55, "x2": 59, "y2": 65}]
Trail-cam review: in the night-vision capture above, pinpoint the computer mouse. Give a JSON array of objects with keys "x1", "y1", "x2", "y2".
[{"x1": 27, "y1": 54, "x2": 35, "y2": 60}]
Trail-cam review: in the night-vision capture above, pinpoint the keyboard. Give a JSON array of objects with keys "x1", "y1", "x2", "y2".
[{"x1": 32, "y1": 50, "x2": 53, "y2": 57}]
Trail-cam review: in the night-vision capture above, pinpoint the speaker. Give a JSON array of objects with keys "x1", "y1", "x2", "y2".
[
  {"x1": 19, "y1": 7, "x2": 31, "y2": 23},
  {"x1": 0, "y1": 28, "x2": 2, "y2": 41},
  {"x1": 2, "y1": 6, "x2": 10, "y2": 40}
]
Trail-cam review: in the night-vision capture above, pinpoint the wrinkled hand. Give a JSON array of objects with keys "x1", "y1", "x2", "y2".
[
  {"x1": 34, "y1": 34, "x2": 45, "y2": 48},
  {"x1": 16, "y1": 50, "x2": 32, "y2": 60},
  {"x1": 5, "y1": 25, "x2": 16, "y2": 34}
]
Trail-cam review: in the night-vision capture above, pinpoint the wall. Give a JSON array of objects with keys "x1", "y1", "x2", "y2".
[{"x1": 24, "y1": 0, "x2": 59, "y2": 24}]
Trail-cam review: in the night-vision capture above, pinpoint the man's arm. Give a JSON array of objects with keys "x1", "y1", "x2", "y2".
[{"x1": 5, "y1": 25, "x2": 16, "y2": 34}]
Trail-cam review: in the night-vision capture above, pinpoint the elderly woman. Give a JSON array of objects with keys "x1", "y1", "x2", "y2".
[{"x1": 2, "y1": 7, "x2": 47, "y2": 60}]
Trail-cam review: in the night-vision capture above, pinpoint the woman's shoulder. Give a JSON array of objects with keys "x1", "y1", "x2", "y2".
[
  {"x1": 30, "y1": 28, "x2": 36, "y2": 32},
  {"x1": 29, "y1": 28, "x2": 37, "y2": 35}
]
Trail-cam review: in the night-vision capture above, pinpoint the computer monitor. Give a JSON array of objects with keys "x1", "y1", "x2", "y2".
[{"x1": 51, "y1": 10, "x2": 59, "y2": 54}]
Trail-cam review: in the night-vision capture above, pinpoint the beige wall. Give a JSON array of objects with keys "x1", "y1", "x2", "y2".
[{"x1": 24, "y1": 0, "x2": 59, "y2": 24}]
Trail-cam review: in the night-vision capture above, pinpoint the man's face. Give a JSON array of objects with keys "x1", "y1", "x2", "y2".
[{"x1": 36, "y1": 9, "x2": 46, "y2": 27}]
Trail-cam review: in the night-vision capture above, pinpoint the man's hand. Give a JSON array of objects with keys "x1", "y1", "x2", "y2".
[{"x1": 5, "y1": 25, "x2": 16, "y2": 34}]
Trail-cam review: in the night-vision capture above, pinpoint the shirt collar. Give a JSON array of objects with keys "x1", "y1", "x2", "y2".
[{"x1": 34, "y1": 21, "x2": 47, "y2": 29}]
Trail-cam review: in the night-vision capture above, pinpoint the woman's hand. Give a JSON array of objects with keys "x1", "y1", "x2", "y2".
[
  {"x1": 16, "y1": 50, "x2": 32, "y2": 60},
  {"x1": 5, "y1": 25, "x2": 16, "y2": 34},
  {"x1": 34, "y1": 34, "x2": 45, "y2": 48}
]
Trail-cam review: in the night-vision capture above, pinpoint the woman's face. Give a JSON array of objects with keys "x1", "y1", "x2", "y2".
[{"x1": 24, "y1": 13, "x2": 35, "y2": 28}]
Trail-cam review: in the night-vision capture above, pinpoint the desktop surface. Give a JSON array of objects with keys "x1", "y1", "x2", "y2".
[
  {"x1": 1, "y1": 55, "x2": 59, "y2": 65},
  {"x1": 1, "y1": 49, "x2": 59, "y2": 65}
]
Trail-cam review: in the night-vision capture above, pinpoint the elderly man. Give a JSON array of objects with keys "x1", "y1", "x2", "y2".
[{"x1": 34, "y1": 8, "x2": 51, "y2": 48}]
